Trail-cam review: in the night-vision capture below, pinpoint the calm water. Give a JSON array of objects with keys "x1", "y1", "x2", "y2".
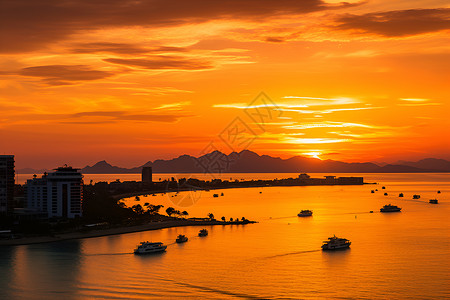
[{"x1": 2, "y1": 173, "x2": 450, "y2": 299}]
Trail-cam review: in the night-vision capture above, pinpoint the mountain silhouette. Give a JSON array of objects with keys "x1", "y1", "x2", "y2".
[{"x1": 75, "y1": 150, "x2": 450, "y2": 174}]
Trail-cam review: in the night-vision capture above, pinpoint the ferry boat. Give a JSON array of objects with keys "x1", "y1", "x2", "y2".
[
  {"x1": 176, "y1": 234, "x2": 188, "y2": 243},
  {"x1": 413, "y1": 194, "x2": 420, "y2": 199},
  {"x1": 321, "y1": 235, "x2": 351, "y2": 250},
  {"x1": 297, "y1": 210, "x2": 313, "y2": 217},
  {"x1": 429, "y1": 199, "x2": 438, "y2": 204},
  {"x1": 198, "y1": 229, "x2": 208, "y2": 237},
  {"x1": 134, "y1": 242, "x2": 167, "y2": 254},
  {"x1": 380, "y1": 204, "x2": 402, "y2": 212}
]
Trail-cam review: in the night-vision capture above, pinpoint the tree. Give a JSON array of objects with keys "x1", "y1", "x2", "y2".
[
  {"x1": 230, "y1": 217, "x2": 233, "y2": 222},
  {"x1": 241, "y1": 217, "x2": 246, "y2": 221},
  {"x1": 221, "y1": 216, "x2": 226, "y2": 222},
  {"x1": 132, "y1": 204, "x2": 144, "y2": 214},
  {"x1": 166, "y1": 207, "x2": 176, "y2": 217},
  {"x1": 208, "y1": 213, "x2": 215, "y2": 220},
  {"x1": 147, "y1": 204, "x2": 163, "y2": 214},
  {"x1": 182, "y1": 211, "x2": 189, "y2": 218}
]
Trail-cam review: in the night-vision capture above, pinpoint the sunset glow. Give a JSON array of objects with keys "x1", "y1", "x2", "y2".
[{"x1": 1, "y1": 0, "x2": 449, "y2": 168}]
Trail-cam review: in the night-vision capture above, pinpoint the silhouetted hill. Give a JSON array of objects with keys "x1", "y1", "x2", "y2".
[
  {"x1": 80, "y1": 151, "x2": 449, "y2": 173},
  {"x1": 397, "y1": 158, "x2": 450, "y2": 172},
  {"x1": 82, "y1": 160, "x2": 136, "y2": 174},
  {"x1": 21, "y1": 152, "x2": 449, "y2": 174}
]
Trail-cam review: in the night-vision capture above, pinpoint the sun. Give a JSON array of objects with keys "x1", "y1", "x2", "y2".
[{"x1": 303, "y1": 151, "x2": 322, "y2": 159}]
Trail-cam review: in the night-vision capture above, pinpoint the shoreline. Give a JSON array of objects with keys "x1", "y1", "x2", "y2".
[
  {"x1": 0, "y1": 219, "x2": 255, "y2": 246},
  {"x1": 112, "y1": 182, "x2": 375, "y2": 200}
]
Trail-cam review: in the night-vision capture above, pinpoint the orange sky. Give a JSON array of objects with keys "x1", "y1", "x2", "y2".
[{"x1": 1, "y1": 0, "x2": 449, "y2": 169}]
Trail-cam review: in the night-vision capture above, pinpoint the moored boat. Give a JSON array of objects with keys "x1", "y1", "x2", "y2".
[
  {"x1": 297, "y1": 210, "x2": 313, "y2": 217},
  {"x1": 176, "y1": 234, "x2": 188, "y2": 243},
  {"x1": 198, "y1": 229, "x2": 208, "y2": 237},
  {"x1": 134, "y1": 242, "x2": 167, "y2": 254},
  {"x1": 429, "y1": 199, "x2": 438, "y2": 204},
  {"x1": 399, "y1": 193, "x2": 404, "y2": 197},
  {"x1": 380, "y1": 204, "x2": 401, "y2": 212},
  {"x1": 321, "y1": 235, "x2": 351, "y2": 250},
  {"x1": 213, "y1": 194, "x2": 219, "y2": 197},
  {"x1": 413, "y1": 194, "x2": 420, "y2": 199}
]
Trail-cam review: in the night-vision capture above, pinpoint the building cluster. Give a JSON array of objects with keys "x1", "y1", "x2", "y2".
[
  {"x1": 0, "y1": 155, "x2": 15, "y2": 215},
  {"x1": 298, "y1": 174, "x2": 364, "y2": 185},
  {"x1": 26, "y1": 166, "x2": 83, "y2": 219}
]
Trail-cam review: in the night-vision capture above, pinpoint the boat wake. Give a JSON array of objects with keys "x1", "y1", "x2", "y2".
[
  {"x1": 85, "y1": 252, "x2": 133, "y2": 256},
  {"x1": 159, "y1": 277, "x2": 271, "y2": 299},
  {"x1": 261, "y1": 249, "x2": 320, "y2": 259}
]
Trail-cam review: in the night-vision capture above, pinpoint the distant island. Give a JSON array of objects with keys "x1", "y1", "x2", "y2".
[{"x1": 18, "y1": 150, "x2": 450, "y2": 174}]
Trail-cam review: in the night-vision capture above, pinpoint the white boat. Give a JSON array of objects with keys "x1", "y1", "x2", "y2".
[
  {"x1": 321, "y1": 235, "x2": 351, "y2": 250},
  {"x1": 297, "y1": 210, "x2": 313, "y2": 217},
  {"x1": 198, "y1": 229, "x2": 208, "y2": 237},
  {"x1": 176, "y1": 234, "x2": 188, "y2": 243},
  {"x1": 134, "y1": 241, "x2": 167, "y2": 254},
  {"x1": 380, "y1": 204, "x2": 401, "y2": 212}
]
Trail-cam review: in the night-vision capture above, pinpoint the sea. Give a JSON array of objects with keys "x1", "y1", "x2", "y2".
[{"x1": 2, "y1": 173, "x2": 449, "y2": 299}]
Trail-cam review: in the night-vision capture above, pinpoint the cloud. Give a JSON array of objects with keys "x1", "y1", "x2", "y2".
[
  {"x1": 104, "y1": 56, "x2": 214, "y2": 70},
  {"x1": 6, "y1": 110, "x2": 193, "y2": 125},
  {"x1": 0, "y1": 0, "x2": 358, "y2": 53},
  {"x1": 397, "y1": 97, "x2": 441, "y2": 106},
  {"x1": 214, "y1": 96, "x2": 363, "y2": 111},
  {"x1": 336, "y1": 8, "x2": 450, "y2": 37},
  {"x1": 154, "y1": 101, "x2": 191, "y2": 110},
  {"x1": 15, "y1": 65, "x2": 115, "y2": 85},
  {"x1": 70, "y1": 43, "x2": 188, "y2": 55},
  {"x1": 283, "y1": 137, "x2": 351, "y2": 144},
  {"x1": 282, "y1": 121, "x2": 376, "y2": 130}
]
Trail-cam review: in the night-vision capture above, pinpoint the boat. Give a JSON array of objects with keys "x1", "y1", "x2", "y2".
[
  {"x1": 297, "y1": 210, "x2": 313, "y2": 217},
  {"x1": 413, "y1": 194, "x2": 420, "y2": 199},
  {"x1": 371, "y1": 190, "x2": 375, "y2": 193},
  {"x1": 429, "y1": 199, "x2": 438, "y2": 204},
  {"x1": 220, "y1": 192, "x2": 224, "y2": 196},
  {"x1": 384, "y1": 192, "x2": 388, "y2": 196},
  {"x1": 321, "y1": 235, "x2": 351, "y2": 250},
  {"x1": 176, "y1": 234, "x2": 188, "y2": 243},
  {"x1": 380, "y1": 204, "x2": 401, "y2": 212},
  {"x1": 382, "y1": 186, "x2": 386, "y2": 189},
  {"x1": 198, "y1": 229, "x2": 208, "y2": 237},
  {"x1": 399, "y1": 193, "x2": 404, "y2": 197},
  {"x1": 213, "y1": 194, "x2": 219, "y2": 197},
  {"x1": 134, "y1": 242, "x2": 167, "y2": 254},
  {"x1": 437, "y1": 190, "x2": 441, "y2": 194}
]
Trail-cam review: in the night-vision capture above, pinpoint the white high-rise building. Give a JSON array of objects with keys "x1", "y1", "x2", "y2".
[{"x1": 26, "y1": 166, "x2": 83, "y2": 218}]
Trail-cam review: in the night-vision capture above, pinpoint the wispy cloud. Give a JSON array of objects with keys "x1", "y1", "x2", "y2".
[
  {"x1": 282, "y1": 121, "x2": 376, "y2": 130},
  {"x1": 398, "y1": 98, "x2": 441, "y2": 106},
  {"x1": 154, "y1": 101, "x2": 191, "y2": 110},
  {"x1": 282, "y1": 137, "x2": 351, "y2": 144}
]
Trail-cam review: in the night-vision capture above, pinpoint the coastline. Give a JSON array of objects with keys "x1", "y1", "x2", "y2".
[{"x1": 0, "y1": 219, "x2": 255, "y2": 246}]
